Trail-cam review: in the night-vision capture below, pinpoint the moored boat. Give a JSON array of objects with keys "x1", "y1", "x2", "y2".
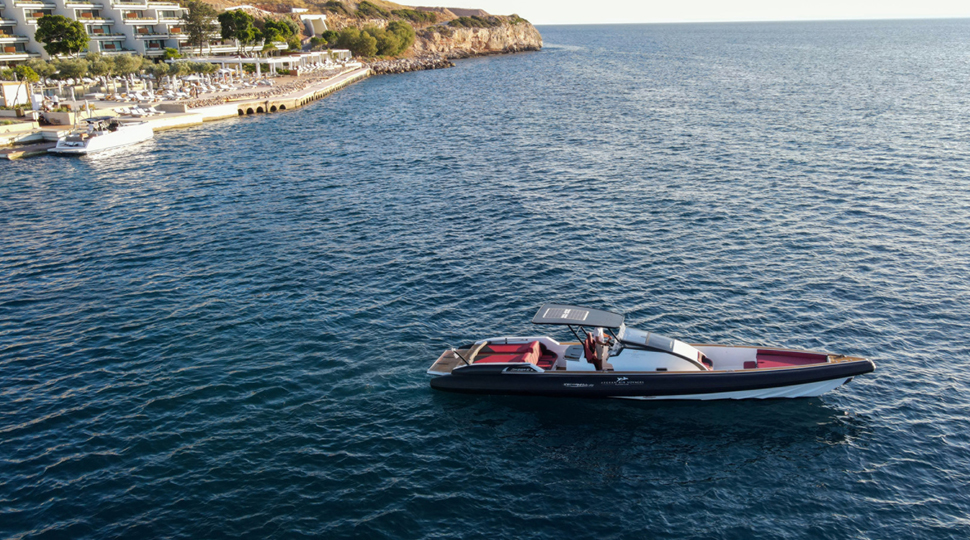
[
  {"x1": 428, "y1": 304, "x2": 875, "y2": 400},
  {"x1": 48, "y1": 117, "x2": 153, "y2": 155}
]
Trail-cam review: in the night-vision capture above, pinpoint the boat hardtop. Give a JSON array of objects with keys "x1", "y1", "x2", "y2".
[{"x1": 428, "y1": 303, "x2": 875, "y2": 400}]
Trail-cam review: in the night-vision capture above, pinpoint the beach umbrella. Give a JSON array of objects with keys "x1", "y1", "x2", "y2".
[{"x1": 183, "y1": 75, "x2": 202, "y2": 81}]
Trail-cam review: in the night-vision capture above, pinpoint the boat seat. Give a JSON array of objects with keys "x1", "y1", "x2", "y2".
[
  {"x1": 756, "y1": 350, "x2": 828, "y2": 368},
  {"x1": 474, "y1": 341, "x2": 558, "y2": 369}
]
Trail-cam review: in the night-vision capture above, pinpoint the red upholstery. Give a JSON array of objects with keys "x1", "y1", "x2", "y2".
[
  {"x1": 756, "y1": 349, "x2": 827, "y2": 368},
  {"x1": 475, "y1": 341, "x2": 541, "y2": 365},
  {"x1": 584, "y1": 333, "x2": 604, "y2": 371},
  {"x1": 480, "y1": 343, "x2": 538, "y2": 355},
  {"x1": 536, "y1": 353, "x2": 557, "y2": 370}
]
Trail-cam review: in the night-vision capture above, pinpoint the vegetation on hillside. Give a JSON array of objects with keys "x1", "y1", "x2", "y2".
[
  {"x1": 391, "y1": 9, "x2": 437, "y2": 24},
  {"x1": 335, "y1": 21, "x2": 414, "y2": 57},
  {"x1": 447, "y1": 15, "x2": 501, "y2": 28},
  {"x1": 355, "y1": 1, "x2": 390, "y2": 19},
  {"x1": 320, "y1": 1, "x2": 353, "y2": 16}
]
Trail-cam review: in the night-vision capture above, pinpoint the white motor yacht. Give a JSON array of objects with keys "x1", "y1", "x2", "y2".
[
  {"x1": 429, "y1": 304, "x2": 875, "y2": 400},
  {"x1": 49, "y1": 117, "x2": 153, "y2": 155}
]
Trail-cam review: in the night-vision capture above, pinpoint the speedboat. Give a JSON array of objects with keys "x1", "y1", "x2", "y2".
[
  {"x1": 428, "y1": 304, "x2": 875, "y2": 400},
  {"x1": 49, "y1": 116, "x2": 153, "y2": 155}
]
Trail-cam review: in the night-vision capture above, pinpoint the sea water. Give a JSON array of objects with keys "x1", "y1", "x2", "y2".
[{"x1": 2, "y1": 20, "x2": 970, "y2": 539}]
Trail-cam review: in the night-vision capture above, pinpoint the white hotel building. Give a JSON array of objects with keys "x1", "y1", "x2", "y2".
[{"x1": 0, "y1": 1, "x2": 310, "y2": 65}]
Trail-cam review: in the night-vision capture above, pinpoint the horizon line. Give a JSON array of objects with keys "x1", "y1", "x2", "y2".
[{"x1": 531, "y1": 15, "x2": 970, "y2": 26}]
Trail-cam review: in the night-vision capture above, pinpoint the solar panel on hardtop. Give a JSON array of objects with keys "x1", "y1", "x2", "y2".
[{"x1": 531, "y1": 304, "x2": 625, "y2": 328}]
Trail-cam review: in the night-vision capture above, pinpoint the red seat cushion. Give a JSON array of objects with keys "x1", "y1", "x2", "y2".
[
  {"x1": 476, "y1": 341, "x2": 541, "y2": 365},
  {"x1": 479, "y1": 343, "x2": 539, "y2": 355},
  {"x1": 536, "y1": 352, "x2": 557, "y2": 369},
  {"x1": 756, "y1": 350, "x2": 827, "y2": 368}
]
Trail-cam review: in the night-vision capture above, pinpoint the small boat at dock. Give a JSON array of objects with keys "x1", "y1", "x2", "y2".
[
  {"x1": 428, "y1": 304, "x2": 875, "y2": 400},
  {"x1": 48, "y1": 117, "x2": 153, "y2": 155}
]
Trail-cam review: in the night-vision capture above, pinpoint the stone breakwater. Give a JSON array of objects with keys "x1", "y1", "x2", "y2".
[
  {"x1": 368, "y1": 56, "x2": 456, "y2": 75},
  {"x1": 185, "y1": 70, "x2": 346, "y2": 110}
]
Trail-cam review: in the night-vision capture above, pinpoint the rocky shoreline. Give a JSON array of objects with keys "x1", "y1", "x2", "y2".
[
  {"x1": 367, "y1": 45, "x2": 541, "y2": 76},
  {"x1": 368, "y1": 55, "x2": 456, "y2": 75}
]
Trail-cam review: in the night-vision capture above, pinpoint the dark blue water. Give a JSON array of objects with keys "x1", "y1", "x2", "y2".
[{"x1": 3, "y1": 20, "x2": 970, "y2": 539}]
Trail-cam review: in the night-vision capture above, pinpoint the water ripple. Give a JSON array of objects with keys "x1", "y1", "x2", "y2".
[{"x1": 2, "y1": 19, "x2": 970, "y2": 540}]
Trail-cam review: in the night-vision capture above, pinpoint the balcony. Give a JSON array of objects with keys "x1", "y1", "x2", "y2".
[
  {"x1": 14, "y1": 1, "x2": 53, "y2": 6},
  {"x1": 66, "y1": 1, "x2": 103, "y2": 7},
  {"x1": 147, "y1": 1, "x2": 178, "y2": 7},
  {"x1": 87, "y1": 32, "x2": 124, "y2": 40},
  {"x1": 24, "y1": 14, "x2": 55, "y2": 24},
  {"x1": 121, "y1": 16, "x2": 156, "y2": 24},
  {"x1": 134, "y1": 31, "x2": 166, "y2": 39},
  {"x1": 0, "y1": 50, "x2": 40, "y2": 59},
  {"x1": 112, "y1": 0, "x2": 146, "y2": 5},
  {"x1": 0, "y1": 19, "x2": 16, "y2": 25},
  {"x1": 0, "y1": 34, "x2": 28, "y2": 43},
  {"x1": 156, "y1": 14, "x2": 180, "y2": 22}
]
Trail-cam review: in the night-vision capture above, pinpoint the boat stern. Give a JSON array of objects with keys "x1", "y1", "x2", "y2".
[{"x1": 428, "y1": 348, "x2": 466, "y2": 376}]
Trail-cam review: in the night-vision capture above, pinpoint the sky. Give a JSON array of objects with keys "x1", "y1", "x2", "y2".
[{"x1": 436, "y1": 0, "x2": 970, "y2": 25}]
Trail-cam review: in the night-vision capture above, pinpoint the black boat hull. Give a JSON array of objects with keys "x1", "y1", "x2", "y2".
[{"x1": 430, "y1": 359, "x2": 875, "y2": 400}]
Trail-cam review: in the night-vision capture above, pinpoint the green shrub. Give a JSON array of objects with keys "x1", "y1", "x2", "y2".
[
  {"x1": 391, "y1": 9, "x2": 437, "y2": 24},
  {"x1": 420, "y1": 25, "x2": 452, "y2": 38},
  {"x1": 448, "y1": 16, "x2": 501, "y2": 28},
  {"x1": 509, "y1": 14, "x2": 528, "y2": 25},
  {"x1": 335, "y1": 27, "x2": 377, "y2": 57},
  {"x1": 52, "y1": 58, "x2": 89, "y2": 79},
  {"x1": 13, "y1": 65, "x2": 40, "y2": 83},
  {"x1": 336, "y1": 21, "x2": 414, "y2": 57},
  {"x1": 321, "y1": 1, "x2": 351, "y2": 16},
  {"x1": 356, "y1": 1, "x2": 389, "y2": 18}
]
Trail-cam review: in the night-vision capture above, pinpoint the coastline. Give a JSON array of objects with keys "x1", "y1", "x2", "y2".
[{"x1": 2, "y1": 47, "x2": 542, "y2": 160}]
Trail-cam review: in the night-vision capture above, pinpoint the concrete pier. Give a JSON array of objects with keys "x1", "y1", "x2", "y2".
[{"x1": 1, "y1": 67, "x2": 372, "y2": 159}]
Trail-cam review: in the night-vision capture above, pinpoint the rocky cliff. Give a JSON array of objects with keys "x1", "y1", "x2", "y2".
[{"x1": 412, "y1": 21, "x2": 542, "y2": 58}]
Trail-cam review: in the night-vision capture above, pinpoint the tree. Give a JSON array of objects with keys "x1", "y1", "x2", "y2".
[
  {"x1": 14, "y1": 65, "x2": 39, "y2": 83},
  {"x1": 181, "y1": 0, "x2": 218, "y2": 56},
  {"x1": 112, "y1": 54, "x2": 143, "y2": 76},
  {"x1": 34, "y1": 15, "x2": 88, "y2": 57},
  {"x1": 218, "y1": 10, "x2": 257, "y2": 55},
  {"x1": 320, "y1": 30, "x2": 339, "y2": 48},
  {"x1": 86, "y1": 52, "x2": 115, "y2": 77},
  {"x1": 146, "y1": 62, "x2": 170, "y2": 81},
  {"x1": 262, "y1": 19, "x2": 294, "y2": 41},
  {"x1": 386, "y1": 21, "x2": 415, "y2": 54},
  {"x1": 52, "y1": 58, "x2": 89, "y2": 79},
  {"x1": 336, "y1": 27, "x2": 377, "y2": 57},
  {"x1": 163, "y1": 47, "x2": 182, "y2": 61},
  {"x1": 24, "y1": 58, "x2": 56, "y2": 79}
]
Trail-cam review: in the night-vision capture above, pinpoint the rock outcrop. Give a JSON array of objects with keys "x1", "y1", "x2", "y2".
[{"x1": 412, "y1": 21, "x2": 543, "y2": 58}]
